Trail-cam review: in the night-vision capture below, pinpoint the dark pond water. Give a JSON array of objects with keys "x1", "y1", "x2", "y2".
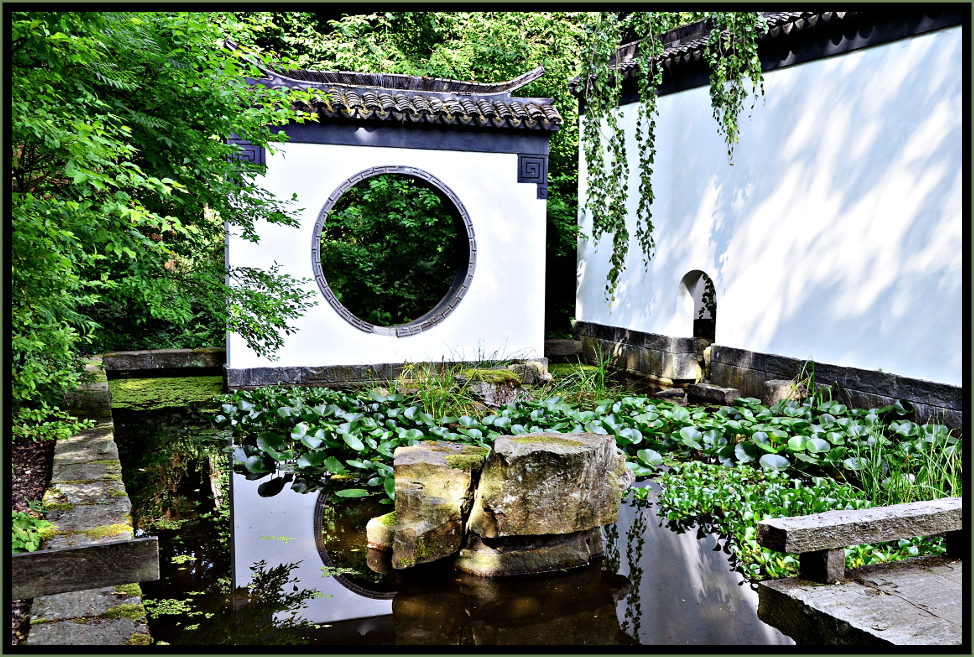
[{"x1": 113, "y1": 403, "x2": 795, "y2": 646}]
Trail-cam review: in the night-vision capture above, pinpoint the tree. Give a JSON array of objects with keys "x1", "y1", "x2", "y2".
[{"x1": 11, "y1": 12, "x2": 321, "y2": 436}]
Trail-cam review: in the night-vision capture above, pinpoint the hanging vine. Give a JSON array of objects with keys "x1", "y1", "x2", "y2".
[{"x1": 580, "y1": 12, "x2": 766, "y2": 298}]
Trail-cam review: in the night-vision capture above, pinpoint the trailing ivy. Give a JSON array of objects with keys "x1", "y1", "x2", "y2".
[{"x1": 580, "y1": 12, "x2": 766, "y2": 296}]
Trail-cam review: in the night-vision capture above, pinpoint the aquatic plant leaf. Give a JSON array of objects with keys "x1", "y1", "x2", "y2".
[
  {"x1": 341, "y1": 432, "x2": 365, "y2": 452},
  {"x1": 296, "y1": 451, "x2": 328, "y2": 468},
  {"x1": 843, "y1": 457, "x2": 867, "y2": 470},
  {"x1": 335, "y1": 488, "x2": 369, "y2": 498},
  {"x1": 759, "y1": 454, "x2": 790, "y2": 470},
  {"x1": 323, "y1": 456, "x2": 346, "y2": 474},
  {"x1": 458, "y1": 415, "x2": 477, "y2": 427},
  {"x1": 787, "y1": 436, "x2": 806, "y2": 451},
  {"x1": 301, "y1": 429, "x2": 325, "y2": 450},
  {"x1": 637, "y1": 448, "x2": 663, "y2": 467},
  {"x1": 384, "y1": 477, "x2": 395, "y2": 499},
  {"x1": 806, "y1": 437, "x2": 831, "y2": 453},
  {"x1": 734, "y1": 442, "x2": 757, "y2": 462}
]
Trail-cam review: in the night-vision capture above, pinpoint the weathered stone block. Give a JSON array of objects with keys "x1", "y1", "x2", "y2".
[
  {"x1": 365, "y1": 512, "x2": 395, "y2": 550},
  {"x1": 466, "y1": 433, "x2": 629, "y2": 538},
  {"x1": 453, "y1": 529, "x2": 604, "y2": 577},
  {"x1": 458, "y1": 369, "x2": 532, "y2": 407},
  {"x1": 544, "y1": 339, "x2": 582, "y2": 358},
  {"x1": 506, "y1": 361, "x2": 552, "y2": 385},
  {"x1": 392, "y1": 442, "x2": 489, "y2": 569},
  {"x1": 686, "y1": 382, "x2": 742, "y2": 405},
  {"x1": 762, "y1": 379, "x2": 807, "y2": 406}
]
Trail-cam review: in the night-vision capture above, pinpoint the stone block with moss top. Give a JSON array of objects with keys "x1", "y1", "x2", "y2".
[
  {"x1": 392, "y1": 441, "x2": 489, "y2": 569},
  {"x1": 456, "y1": 368, "x2": 532, "y2": 407},
  {"x1": 467, "y1": 433, "x2": 630, "y2": 538},
  {"x1": 366, "y1": 512, "x2": 396, "y2": 550}
]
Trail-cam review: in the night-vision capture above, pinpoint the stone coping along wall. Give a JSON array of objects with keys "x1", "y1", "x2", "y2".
[{"x1": 574, "y1": 321, "x2": 707, "y2": 386}]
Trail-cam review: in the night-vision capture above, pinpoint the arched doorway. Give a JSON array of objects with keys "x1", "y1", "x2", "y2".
[{"x1": 679, "y1": 270, "x2": 716, "y2": 342}]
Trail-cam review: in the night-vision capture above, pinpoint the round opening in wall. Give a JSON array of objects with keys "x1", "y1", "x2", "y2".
[{"x1": 312, "y1": 167, "x2": 475, "y2": 337}]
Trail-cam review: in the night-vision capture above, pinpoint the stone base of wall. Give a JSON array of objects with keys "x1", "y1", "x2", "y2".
[
  {"x1": 710, "y1": 346, "x2": 963, "y2": 429},
  {"x1": 103, "y1": 348, "x2": 225, "y2": 378},
  {"x1": 225, "y1": 358, "x2": 549, "y2": 391},
  {"x1": 573, "y1": 321, "x2": 707, "y2": 387}
]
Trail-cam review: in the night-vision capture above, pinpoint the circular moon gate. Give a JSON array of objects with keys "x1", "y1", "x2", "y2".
[{"x1": 311, "y1": 166, "x2": 477, "y2": 337}]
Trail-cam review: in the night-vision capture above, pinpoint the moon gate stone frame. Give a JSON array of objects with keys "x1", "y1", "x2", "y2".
[
  {"x1": 311, "y1": 166, "x2": 477, "y2": 337},
  {"x1": 225, "y1": 59, "x2": 561, "y2": 389}
]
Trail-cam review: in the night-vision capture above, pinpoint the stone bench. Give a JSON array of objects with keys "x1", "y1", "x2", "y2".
[{"x1": 757, "y1": 497, "x2": 963, "y2": 583}]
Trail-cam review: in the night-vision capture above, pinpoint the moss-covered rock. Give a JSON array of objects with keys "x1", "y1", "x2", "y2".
[
  {"x1": 467, "y1": 433, "x2": 629, "y2": 538},
  {"x1": 392, "y1": 441, "x2": 488, "y2": 569}
]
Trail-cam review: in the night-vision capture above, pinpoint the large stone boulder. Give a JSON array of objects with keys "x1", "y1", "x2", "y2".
[
  {"x1": 392, "y1": 441, "x2": 489, "y2": 569},
  {"x1": 466, "y1": 433, "x2": 630, "y2": 538},
  {"x1": 456, "y1": 369, "x2": 532, "y2": 407}
]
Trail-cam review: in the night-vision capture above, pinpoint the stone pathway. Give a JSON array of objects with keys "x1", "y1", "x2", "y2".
[
  {"x1": 26, "y1": 358, "x2": 152, "y2": 646},
  {"x1": 758, "y1": 555, "x2": 963, "y2": 645}
]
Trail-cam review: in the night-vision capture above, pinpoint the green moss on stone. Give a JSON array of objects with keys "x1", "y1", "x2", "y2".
[
  {"x1": 44, "y1": 502, "x2": 76, "y2": 512},
  {"x1": 510, "y1": 435, "x2": 584, "y2": 447},
  {"x1": 29, "y1": 618, "x2": 50, "y2": 625},
  {"x1": 109, "y1": 490, "x2": 128, "y2": 498},
  {"x1": 108, "y1": 376, "x2": 224, "y2": 410},
  {"x1": 114, "y1": 583, "x2": 143, "y2": 598},
  {"x1": 377, "y1": 512, "x2": 396, "y2": 527},
  {"x1": 101, "y1": 603, "x2": 146, "y2": 621},
  {"x1": 125, "y1": 632, "x2": 153, "y2": 646},
  {"x1": 444, "y1": 451, "x2": 488, "y2": 472},
  {"x1": 462, "y1": 368, "x2": 521, "y2": 385},
  {"x1": 104, "y1": 474, "x2": 123, "y2": 482},
  {"x1": 79, "y1": 523, "x2": 132, "y2": 539}
]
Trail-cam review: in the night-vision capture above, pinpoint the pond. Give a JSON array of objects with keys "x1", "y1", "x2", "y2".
[{"x1": 112, "y1": 396, "x2": 794, "y2": 646}]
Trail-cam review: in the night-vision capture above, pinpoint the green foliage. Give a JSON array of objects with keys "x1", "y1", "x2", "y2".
[
  {"x1": 12, "y1": 504, "x2": 56, "y2": 553},
  {"x1": 320, "y1": 174, "x2": 462, "y2": 326},
  {"x1": 652, "y1": 461, "x2": 945, "y2": 580},
  {"x1": 580, "y1": 12, "x2": 765, "y2": 296},
  {"x1": 11, "y1": 12, "x2": 322, "y2": 433}
]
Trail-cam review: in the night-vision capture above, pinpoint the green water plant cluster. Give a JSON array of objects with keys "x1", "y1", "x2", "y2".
[
  {"x1": 215, "y1": 378, "x2": 959, "y2": 510},
  {"x1": 649, "y1": 461, "x2": 945, "y2": 581}
]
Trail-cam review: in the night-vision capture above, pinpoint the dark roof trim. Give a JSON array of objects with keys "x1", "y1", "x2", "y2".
[{"x1": 572, "y1": 9, "x2": 965, "y2": 102}]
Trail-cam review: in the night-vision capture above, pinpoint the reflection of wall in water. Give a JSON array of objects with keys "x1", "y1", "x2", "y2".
[{"x1": 611, "y1": 484, "x2": 793, "y2": 645}]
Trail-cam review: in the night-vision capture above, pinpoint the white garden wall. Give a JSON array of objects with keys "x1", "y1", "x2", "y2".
[
  {"x1": 577, "y1": 25, "x2": 962, "y2": 386},
  {"x1": 228, "y1": 142, "x2": 548, "y2": 371}
]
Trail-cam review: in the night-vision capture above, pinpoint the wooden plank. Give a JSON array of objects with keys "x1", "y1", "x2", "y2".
[
  {"x1": 11, "y1": 537, "x2": 159, "y2": 600},
  {"x1": 757, "y1": 497, "x2": 962, "y2": 554}
]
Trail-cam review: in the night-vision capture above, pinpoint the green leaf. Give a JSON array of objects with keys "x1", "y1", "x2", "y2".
[
  {"x1": 636, "y1": 448, "x2": 663, "y2": 467},
  {"x1": 334, "y1": 488, "x2": 369, "y2": 498},
  {"x1": 759, "y1": 454, "x2": 791, "y2": 471},
  {"x1": 342, "y1": 432, "x2": 365, "y2": 452}
]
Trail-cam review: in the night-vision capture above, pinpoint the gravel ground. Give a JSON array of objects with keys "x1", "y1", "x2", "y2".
[{"x1": 10, "y1": 435, "x2": 56, "y2": 646}]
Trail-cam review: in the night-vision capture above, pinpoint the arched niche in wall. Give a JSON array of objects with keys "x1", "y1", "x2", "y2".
[{"x1": 679, "y1": 270, "x2": 716, "y2": 342}]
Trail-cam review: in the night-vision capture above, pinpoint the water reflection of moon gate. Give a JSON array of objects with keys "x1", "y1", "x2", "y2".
[{"x1": 313, "y1": 492, "x2": 397, "y2": 600}]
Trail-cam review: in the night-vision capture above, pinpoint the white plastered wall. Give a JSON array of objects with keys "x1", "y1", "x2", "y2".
[
  {"x1": 577, "y1": 26, "x2": 962, "y2": 385},
  {"x1": 228, "y1": 142, "x2": 547, "y2": 369}
]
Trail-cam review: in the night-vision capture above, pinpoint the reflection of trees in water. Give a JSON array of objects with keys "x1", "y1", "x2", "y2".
[
  {"x1": 169, "y1": 560, "x2": 321, "y2": 645},
  {"x1": 620, "y1": 503, "x2": 648, "y2": 641},
  {"x1": 602, "y1": 521, "x2": 621, "y2": 572}
]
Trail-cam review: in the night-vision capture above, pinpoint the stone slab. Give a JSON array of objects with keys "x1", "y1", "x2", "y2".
[
  {"x1": 52, "y1": 461, "x2": 122, "y2": 484},
  {"x1": 757, "y1": 497, "x2": 962, "y2": 553},
  {"x1": 44, "y1": 498, "x2": 132, "y2": 534},
  {"x1": 686, "y1": 382, "x2": 742, "y2": 405},
  {"x1": 53, "y1": 436, "x2": 119, "y2": 464},
  {"x1": 48, "y1": 481, "x2": 128, "y2": 506},
  {"x1": 103, "y1": 347, "x2": 225, "y2": 371},
  {"x1": 30, "y1": 586, "x2": 141, "y2": 621},
  {"x1": 27, "y1": 616, "x2": 148, "y2": 646},
  {"x1": 757, "y1": 556, "x2": 962, "y2": 645}
]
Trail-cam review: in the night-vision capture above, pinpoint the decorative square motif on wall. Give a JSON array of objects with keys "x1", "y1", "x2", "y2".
[{"x1": 517, "y1": 154, "x2": 548, "y2": 199}]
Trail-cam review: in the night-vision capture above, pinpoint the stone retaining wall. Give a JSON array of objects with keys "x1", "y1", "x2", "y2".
[
  {"x1": 26, "y1": 358, "x2": 152, "y2": 646},
  {"x1": 103, "y1": 347, "x2": 225, "y2": 372},
  {"x1": 573, "y1": 321, "x2": 706, "y2": 386},
  {"x1": 710, "y1": 346, "x2": 963, "y2": 429}
]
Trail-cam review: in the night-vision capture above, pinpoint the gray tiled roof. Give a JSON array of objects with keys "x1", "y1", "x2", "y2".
[
  {"x1": 571, "y1": 11, "x2": 857, "y2": 94},
  {"x1": 244, "y1": 56, "x2": 562, "y2": 132}
]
